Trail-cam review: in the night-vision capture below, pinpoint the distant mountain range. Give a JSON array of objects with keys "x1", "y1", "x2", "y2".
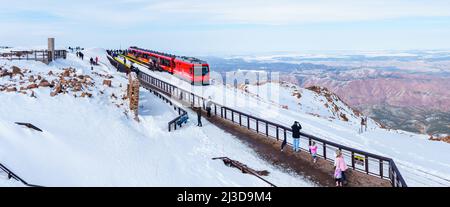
[{"x1": 202, "y1": 50, "x2": 450, "y2": 136}]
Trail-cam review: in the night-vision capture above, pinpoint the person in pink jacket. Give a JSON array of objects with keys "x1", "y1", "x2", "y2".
[
  {"x1": 334, "y1": 150, "x2": 348, "y2": 186},
  {"x1": 309, "y1": 142, "x2": 318, "y2": 163}
]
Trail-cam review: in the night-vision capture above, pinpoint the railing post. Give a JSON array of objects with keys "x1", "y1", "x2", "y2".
[
  {"x1": 323, "y1": 143, "x2": 327, "y2": 160},
  {"x1": 256, "y1": 119, "x2": 259, "y2": 133},
  {"x1": 247, "y1": 117, "x2": 250, "y2": 129},
  {"x1": 232, "y1": 111, "x2": 234, "y2": 122},
  {"x1": 276, "y1": 126, "x2": 279, "y2": 141},
  {"x1": 365, "y1": 155, "x2": 369, "y2": 174},
  {"x1": 351, "y1": 152, "x2": 355, "y2": 170},
  {"x1": 389, "y1": 164, "x2": 394, "y2": 186},
  {"x1": 214, "y1": 104, "x2": 217, "y2": 115},
  {"x1": 239, "y1": 114, "x2": 242, "y2": 126},
  {"x1": 266, "y1": 123, "x2": 268, "y2": 137},
  {"x1": 202, "y1": 98, "x2": 205, "y2": 110},
  {"x1": 380, "y1": 159, "x2": 384, "y2": 178},
  {"x1": 221, "y1": 107, "x2": 223, "y2": 118}
]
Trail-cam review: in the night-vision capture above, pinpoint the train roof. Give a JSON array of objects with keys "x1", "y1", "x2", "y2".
[{"x1": 129, "y1": 46, "x2": 207, "y2": 64}]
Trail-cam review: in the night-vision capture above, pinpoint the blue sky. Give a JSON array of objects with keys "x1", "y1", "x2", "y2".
[{"x1": 1, "y1": 0, "x2": 450, "y2": 55}]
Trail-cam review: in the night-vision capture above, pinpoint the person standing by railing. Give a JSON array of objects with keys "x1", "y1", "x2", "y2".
[
  {"x1": 206, "y1": 96, "x2": 213, "y2": 117},
  {"x1": 309, "y1": 142, "x2": 318, "y2": 163},
  {"x1": 197, "y1": 108, "x2": 203, "y2": 127},
  {"x1": 291, "y1": 121, "x2": 302, "y2": 152},
  {"x1": 334, "y1": 150, "x2": 348, "y2": 186}
]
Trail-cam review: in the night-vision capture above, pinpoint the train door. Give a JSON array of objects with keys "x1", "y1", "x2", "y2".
[{"x1": 193, "y1": 64, "x2": 203, "y2": 85}]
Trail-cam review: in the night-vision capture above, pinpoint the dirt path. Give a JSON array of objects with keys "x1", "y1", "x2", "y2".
[{"x1": 203, "y1": 113, "x2": 391, "y2": 187}]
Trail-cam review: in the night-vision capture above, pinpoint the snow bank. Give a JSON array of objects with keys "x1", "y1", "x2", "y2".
[{"x1": 0, "y1": 49, "x2": 314, "y2": 187}]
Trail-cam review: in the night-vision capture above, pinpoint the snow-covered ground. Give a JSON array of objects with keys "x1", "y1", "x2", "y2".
[
  {"x1": 123, "y1": 55, "x2": 450, "y2": 187},
  {"x1": 0, "y1": 48, "x2": 314, "y2": 187}
]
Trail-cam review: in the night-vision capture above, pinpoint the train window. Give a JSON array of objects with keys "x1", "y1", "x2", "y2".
[
  {"x1": 202, "y1": 66, "x2": 209, "y2": 75},
  {"x1": 161, "y1": 58, "x2": 171, "y2": 67}
]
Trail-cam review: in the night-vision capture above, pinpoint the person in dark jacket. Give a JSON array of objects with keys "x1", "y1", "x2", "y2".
[
  {"x1": 197, "y1": 108, "x2": 203, "y2": 127},
  {"x1": 291, "y1": 121, "x2": 302, "y2": 152}
]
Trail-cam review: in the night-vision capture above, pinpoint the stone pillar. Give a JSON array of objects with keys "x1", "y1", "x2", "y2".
[
  {"x1": 128, "y1": 72, "x2": 140, "y2": 121},
  {"x1": 48, "y1": 38, "x2": 55, "y2": 62}
]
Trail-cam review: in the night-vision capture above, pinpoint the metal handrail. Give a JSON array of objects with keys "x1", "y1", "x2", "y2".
[
  {"x1": 108, "y1": 52, "x2": 408, "y2": 187},
  {"x1": 0, "y1": 163, "x2": 42, "y2": 187}
]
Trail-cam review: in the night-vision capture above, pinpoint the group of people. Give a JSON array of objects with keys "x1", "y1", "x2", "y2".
[
  {"x1": 281, "y1": 121, "x2": 349, "y2": 187},
  {"x1": 76, "y1": 51, "x2": 84, "y2": 60},
  {"x1": 195, "y1": 97, "x2": 213, "y2": 127},
  {"x1": 89, "y1": 57, "x2": 99, "y2": 66},
  {"x1": 189, "y1": 96, "x2": 350, "y2": 187}
]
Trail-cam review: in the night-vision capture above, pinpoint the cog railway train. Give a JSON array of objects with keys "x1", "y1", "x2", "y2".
[{"x1": 126, "y1": 47, "x2": 210, "y2": 85}]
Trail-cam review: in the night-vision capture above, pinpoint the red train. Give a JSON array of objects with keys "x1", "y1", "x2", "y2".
[{"x1": 127, "y1": 47, "x2": 210, "y2": 85}]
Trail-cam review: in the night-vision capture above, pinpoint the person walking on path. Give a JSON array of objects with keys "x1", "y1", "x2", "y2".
[
  {"x1": 95, "y1": 56, "x2": 99, "y2": 65},
  {"x1": 359, "y1": 117, "x2": 364, "y2": 134},
  {"x1": 205, "y1": 96, "x2": 213, "y2": 117},
  {"x1": 364, "y1": 117, "x2": 368, "y2": 132},
  {"x1": 197, "y1": 108, "x2": 203, "y2": 127},
  {"x1": 334, "y1": 150, "x2": 348, "y2": 186},
  {"x1": 309, "y1": 142, "x2": 318, "y2": 163},
  {"x1": 291, "y1": 121, "x2": 302, "y2": 152}
]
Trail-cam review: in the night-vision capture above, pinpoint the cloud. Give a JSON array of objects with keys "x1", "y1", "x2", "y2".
[
  {"x1": 3, "y1": 0, "x2": 450, "y2": 26},
  {"x1": 1, "y1": 0, "x2": 450, "y2": 52},
  {"x1": 141, "y1": 0, "x2": 450, "y2": 25}
]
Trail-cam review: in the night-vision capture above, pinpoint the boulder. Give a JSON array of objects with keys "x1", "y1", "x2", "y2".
[
  {"x1": 73, "y1": 84, "x2": 82, "y2": 92},
  {"x1": 50, "y1": 84, "x2": 62, "y2": 97},
  {"x1": 60, "y1": 78, "x2": 67, "y2": 85},
  {"x1": 81, "y1": 92, "x2": 92, "y2": 98},
  {"x1": 62, "y1": 70, "x2": 71, "y2": 77},
  {"x1": 11, "y1": 66, "x2": 24, "y2": 77},
  {"x1": 0, "y1": 69, "x2": 12, "y2": 78},
  {"x1": 103, "y1": 79, "x2": 112, "y2": 87},
  {"x1": 39, "y1": 79, "x2": 52, "y2": 87},
  {"x1": 6, "y1": 87, "x2": 17, "y2": 92},
  {"x1": 27, "y1": 83, "x2": 38, "y2": 89}
]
